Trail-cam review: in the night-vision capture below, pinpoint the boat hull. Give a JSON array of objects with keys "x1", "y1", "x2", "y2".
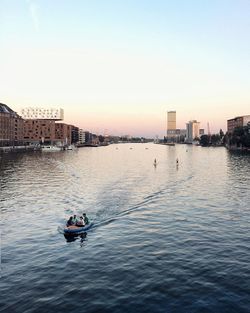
[{"x1": 64, "y1": 223, "x2": 93, "y2": 235}]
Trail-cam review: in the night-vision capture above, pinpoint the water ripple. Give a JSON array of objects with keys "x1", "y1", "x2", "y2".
[{"x1": 1, "y1": 144, "x2": 250, "y2": 313}]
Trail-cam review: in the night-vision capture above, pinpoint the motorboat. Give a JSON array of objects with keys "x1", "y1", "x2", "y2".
[
  {"x1": 64, "y1": 223, "x2": 93, "y2": 235},
  {"x1": 165, "y1": 143, "x2": 175, "y2": 146},
  {"x1": 66, "y1": 145, "x2": 76, "y2": 150},
  {"x1": 41, "y1": 145, "x2": 62, "y2": 152}
]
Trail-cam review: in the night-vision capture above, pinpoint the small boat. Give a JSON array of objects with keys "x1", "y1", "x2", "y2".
[
  {"x1": 64, "y1": 223, "x2": 93, "y2": 235},
  {"x1": 66, "y1": 144, "x2": 76, "y2": 150},
  {"x1": 41, "y1": 145, "x2": 62, "y2": 152}
]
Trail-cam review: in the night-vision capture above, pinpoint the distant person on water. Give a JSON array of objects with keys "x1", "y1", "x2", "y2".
[
  {"x1": 83, "y1": 213, "x2": 89, "y2": 225},
  {"x1": 66, "y1": 216, "x2": 74, "y2": 227}
]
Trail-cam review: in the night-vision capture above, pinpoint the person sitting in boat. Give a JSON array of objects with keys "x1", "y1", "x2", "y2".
[
  {"x1": 66, "y1": 216, "x2": 74, "y2": 227},
  {"x1": 83, "y1": 213, "x2": 89, "y2": 225},
  {"x1": 72, "y1": 214, "x2": 78, "y2": 225},
  {"x1": 76, "y1": 216, "x2": 85, "y2": 227}
]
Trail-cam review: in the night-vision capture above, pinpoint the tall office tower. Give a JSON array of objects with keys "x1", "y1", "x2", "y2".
[
  {"x1": 186, "y1": 120, "x2": 200, "y2": 143},
  {"x1": 167, "y1": 111, "x2": 176, "y2": 141}
]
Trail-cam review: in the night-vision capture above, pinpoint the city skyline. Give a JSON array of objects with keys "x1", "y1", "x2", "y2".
[{"x1": 1, "y1": 0, "x2": 250, "y2": 137}]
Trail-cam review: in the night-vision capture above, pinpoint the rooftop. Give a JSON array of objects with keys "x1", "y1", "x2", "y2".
[{"x1": 0, "y1": 103, "x2": 15, "y2": 114}]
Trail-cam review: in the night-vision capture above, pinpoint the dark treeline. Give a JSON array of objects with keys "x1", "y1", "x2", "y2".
[
  {"x1": 200, "y1": 126, "x2": 250, "y2": 149},
  {"x1": 225, "y1": 126, "x2": 250, "y2": 148},
  {"x1": 200, "y1": 129, "x2": 224, "y2": 147}
]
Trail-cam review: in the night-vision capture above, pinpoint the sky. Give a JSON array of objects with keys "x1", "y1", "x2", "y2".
[{"x1": 0, "y1": 0, "x2": 250, "y2": 137}]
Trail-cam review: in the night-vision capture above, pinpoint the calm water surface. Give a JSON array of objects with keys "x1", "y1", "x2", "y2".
[{"x1": 0, "y1": 143, "x2": 249, "y2": 313}]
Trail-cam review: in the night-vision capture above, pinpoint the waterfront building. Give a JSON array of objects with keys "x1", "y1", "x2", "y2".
[
  {"x1": 0, "y1": 103, "x2": 24, "y2": 147},
  {"x1": 176, "y1": 129, "x2": 187, "y2": 142},
  {"x1": 71, "y1": 126, "x2": 79, "y2": 144},
  {"x1": 55, "y1": 123, "x2": 72, "y2": 145},
  {"x1": 21, "y1": 107, "x2": 77, "y2": 146},
  {"x1": 186, "y1": 120, "x2": 200, "y2": 143},
  {"x1": 78, "y1": 129, "x2": 85, "y2": 144},
  {"x1": 167, "y1": 111, "x2": 176, "y2": 142},
  {"x1": 199, "y1": 129, "x2": 205, "y2": 136},
  {"x1": 20, "y1": 107, "x2": 64, "y2": 120},
  {"x1": 23, "y1": 119, "x2": 56, "y2": 144},
  {"x1": 227, "y1": 115, "x2": 250, "y2": 133},
  {"x1": 78, "y1": 130, "x2": 92, "y2": 144},
  {"x1": 23, "y1": 121, "x2": 78, "y2": 145}
]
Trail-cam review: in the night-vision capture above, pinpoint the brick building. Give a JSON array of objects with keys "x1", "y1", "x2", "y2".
[
  {"x1": 0, "y1": 103, "x2": 24, "y2": 147},
  {"x1": 55, "y1": 123, "x2": 72, "y2": 145},
  {"x1": 23, "y1": 119, "x2": 56, "y2": 144}
]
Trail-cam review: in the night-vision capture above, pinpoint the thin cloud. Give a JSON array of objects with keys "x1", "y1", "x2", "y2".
[{"x1": 26, "y1": 0, "x2": 39, "y2": 31}]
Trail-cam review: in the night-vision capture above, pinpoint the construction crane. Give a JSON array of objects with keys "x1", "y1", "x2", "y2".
[
  {"x1": 207, "y1": 122, "x2": 211, "y2": 143},
  {"x1": 207, "y1": 122, "x2": 211, "y2": 136}
]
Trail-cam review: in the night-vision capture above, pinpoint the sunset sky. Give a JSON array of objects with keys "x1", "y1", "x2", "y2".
[{"x1": 1, "y1": 0, "x2": 249, "y2": 137}]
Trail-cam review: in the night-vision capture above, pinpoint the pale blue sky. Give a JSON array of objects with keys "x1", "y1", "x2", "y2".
[{"x1": 1, "y1": 0, "x2": 250, "y2": 136}]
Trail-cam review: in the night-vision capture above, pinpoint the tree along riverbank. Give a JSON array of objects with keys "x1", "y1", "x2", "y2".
[{"x1": 200, "y1": 126, "x2": 250, "y2": 151}]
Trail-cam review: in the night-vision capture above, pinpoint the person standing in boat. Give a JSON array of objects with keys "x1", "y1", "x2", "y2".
[{"x1": 83, "y1": 213, "x2": 89, "y2": 225}]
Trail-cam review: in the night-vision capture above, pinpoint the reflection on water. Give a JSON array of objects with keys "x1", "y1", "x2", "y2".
[
  {"x1": 1, "y1": 144, "x2": 250, "y2": 313},
  {"x1": 64, "y1": 232, "x2": 87, "y2": 243}
]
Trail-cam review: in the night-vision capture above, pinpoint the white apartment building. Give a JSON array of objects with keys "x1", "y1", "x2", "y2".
[
  {"x1": 20, "y1": 107, "x2": 64, "y2": 120},
  {"x1": 78, "y1": 129, "x2": 92, "y2": 144},
  {"x1": 186, "y1": 120, "x2": 200, "y2": 143},
  {"x1": 78, "y1": 129, "x2": 85, "y2": 144}
]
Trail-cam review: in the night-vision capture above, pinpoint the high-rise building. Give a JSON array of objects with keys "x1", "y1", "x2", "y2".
[
  {"x1": 186, "y1": 120, "x2": 200, "y2": 143},
  {"x1": 227, "y1": 115, "x2": 250, "y2": 133},
  {"x1": 20, "y1": 107, "x2": 64, "y2": 120},
  {"x1": 167, "y1": 111, "x2": 176, "y2": 141}
]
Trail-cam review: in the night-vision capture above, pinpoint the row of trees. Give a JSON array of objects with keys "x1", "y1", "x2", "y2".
[
  {"x1": 226, "y1": 126, "x2": 250, "y2": 148},
  {"x1": 199, "y1": 129, "x2": 224, "y2": 147},
  {"x1": 199, "y1": 126, "x2": 250, "y2": 148}
]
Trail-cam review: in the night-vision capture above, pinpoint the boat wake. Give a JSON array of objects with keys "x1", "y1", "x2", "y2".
[{"x1": 52, "y1": 156, "x2": 195, "y2": 237}]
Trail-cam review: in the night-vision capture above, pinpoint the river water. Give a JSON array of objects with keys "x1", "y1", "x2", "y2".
[{"x1": 0, "y1": 143, "x2": 249, "y2": 313}]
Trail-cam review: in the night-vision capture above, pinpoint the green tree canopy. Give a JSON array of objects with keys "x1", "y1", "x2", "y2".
[{"x1": 200, "y1": 135, "x2": 210, "y2": 146}]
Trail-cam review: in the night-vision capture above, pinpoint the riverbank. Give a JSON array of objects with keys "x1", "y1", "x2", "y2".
[{"x1": 0, "y1": 146, "x2": 41, "y2": 154}]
